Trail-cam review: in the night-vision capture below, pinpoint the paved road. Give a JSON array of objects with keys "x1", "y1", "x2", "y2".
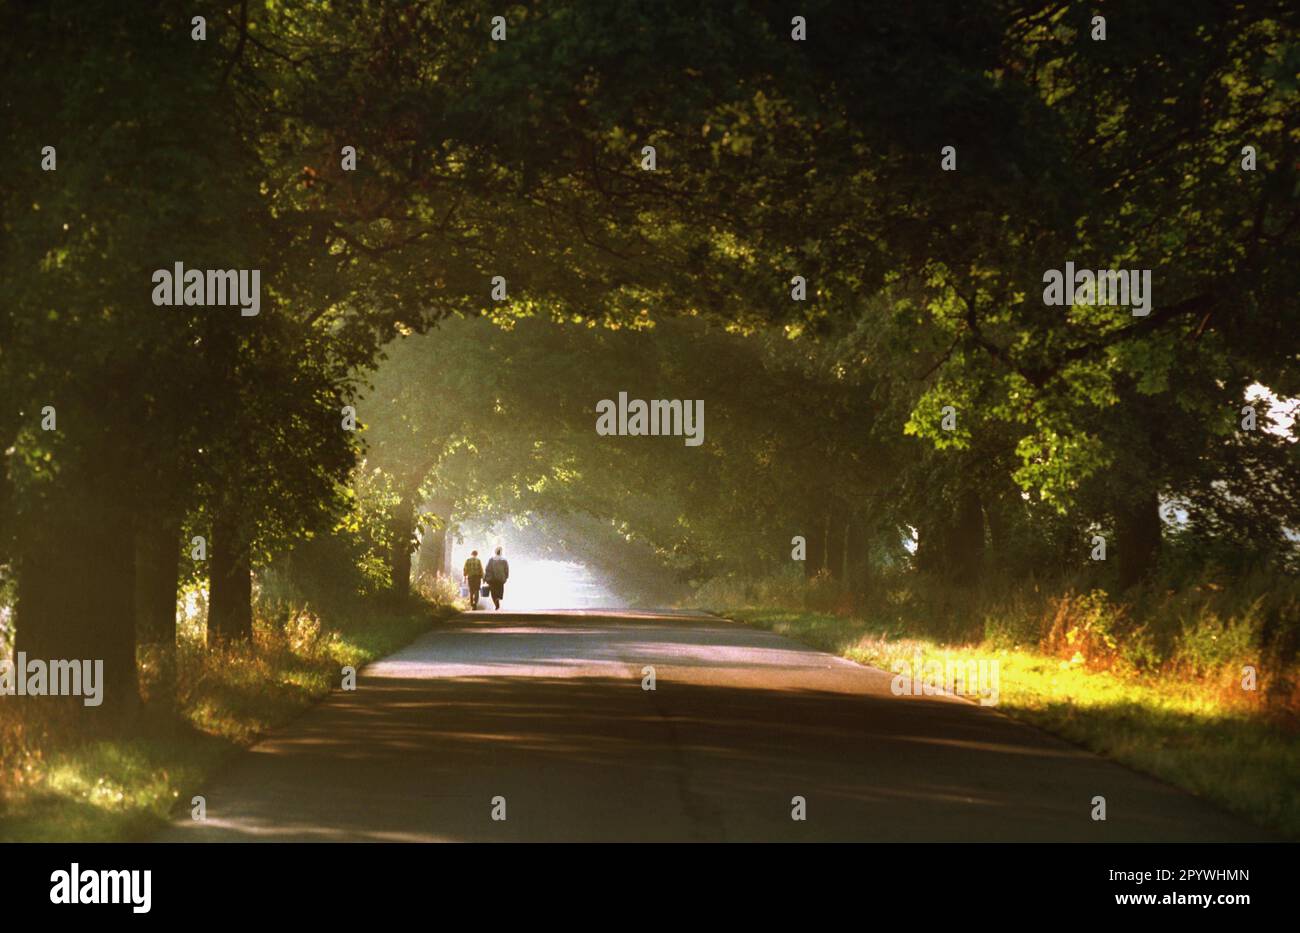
[{"x1": 158, "y1": 609, "x2": 1261, "y2": 842}]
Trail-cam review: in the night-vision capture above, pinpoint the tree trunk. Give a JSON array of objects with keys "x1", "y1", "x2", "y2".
[
  {"x1": 914, "y1": 522, "x2": 939, "y2": 573},
  {"x1": 209, "y1": 511, "x2": 252, "y2": 642},
  {"x1": 1115, "y1": 487, "x2": 1161, "y2": 590},
  {"x1": 950, "y1": 486, "x2": 985, "y2": 586},
  {"x1": 821, "y1": 512, "x2": 831, "y2": 573},
  {"x1": 15, "y1": 498, "x2": 139, "y2": 719},
  {"x1": 825, "y1": 514, "x2": 845, "y2": 581},
  {"x1": 803, "y1": 510, "x2": 826, "y2": 578},
  {"x1": 915, "y1": 485, "x2": 984, "y2": 585},
  {"x1": 842, "y1": 519, "x2": 852, "y2": 581},
  {"x1": 844, "y1": 515, "x2": 871, "y2": 584},
  {"x1": 0, "y1": 467, "x2": 11, "y2": 563},
  {"x1": 416, "y1": 497, "x2": 453, "y2": 586},
  {"x1": 983, "y1": 477, "x2": 1017, "y2": 569},
  {"x1": 135, "y1": 519, "x2": 181, "y2": 648},
  {"x1": 389, "y1": 490, "x2": 417, "y2": 599},
  {"x1": 416, "y1": 523, "x2": 445, "y2": 582}
]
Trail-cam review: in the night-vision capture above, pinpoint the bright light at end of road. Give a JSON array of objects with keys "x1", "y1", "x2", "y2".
[{"x1": 449, "y1": 541, "x2": 624, "y2": 610}]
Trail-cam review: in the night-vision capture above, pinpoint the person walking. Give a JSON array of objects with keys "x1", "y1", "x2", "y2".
[
  {"x1": 463, "y1": 550, "x2": 484, "y2": 610},
  {"x1": 484, "y1": 546, "x2": 509, "y2": 610}
]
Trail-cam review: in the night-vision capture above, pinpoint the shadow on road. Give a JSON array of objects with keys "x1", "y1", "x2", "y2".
[{"x1": 158, "y1": 609, "x2": 1263, "y2": 842}]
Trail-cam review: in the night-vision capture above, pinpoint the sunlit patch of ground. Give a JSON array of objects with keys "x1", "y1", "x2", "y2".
[
  {"x1": 448, "y1": 546, "x2": 625, "y2": 611},
  {"x1": 0, "y1": 600, "x2": 452, "y2": 842},
  {"x1": 720, "y1": 607, "x2": 1298, "y2": 838}
]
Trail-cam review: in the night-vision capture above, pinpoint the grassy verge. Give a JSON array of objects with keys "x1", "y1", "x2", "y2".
[
  {"x1": 0, "y1": 598, "x2": 458, "y2": 842},
  {"x1": 720, "y1": 606, "x2": 1298, "y2": 839}
]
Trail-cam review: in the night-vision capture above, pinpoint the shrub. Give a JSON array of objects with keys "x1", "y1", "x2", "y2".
[
  {"x1": 414, "y1": 571, "x2": 462, "y2": 607},
  {"x1": 693, "y1": 566, "x2": 1299, "y2": 717},
  {"x1": 1042, "y1": 589, "x2": 1126, "y2": 672}
]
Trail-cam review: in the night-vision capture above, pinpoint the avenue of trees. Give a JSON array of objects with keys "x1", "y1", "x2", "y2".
[{"x1": 1, "y1": 1, "x2": 1297, "y2": 719}]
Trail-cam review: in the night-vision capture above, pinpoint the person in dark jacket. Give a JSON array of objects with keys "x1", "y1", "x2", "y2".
[
  {"x1": 484, "y1": 546, "x2": 509, "y2": 610},
  {"x1": 463, "y1": 550, "x2": 484, "y2": 609}
]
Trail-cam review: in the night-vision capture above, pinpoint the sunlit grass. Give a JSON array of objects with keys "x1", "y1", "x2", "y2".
[
  {"x1": 0, "y1": 599, "x2": 454, "y2": 842},
  {"x1": 723, "y1": 606, "x2": 1299, "y2": 838},
  {"x1": 10, "y1": 736, "x2": 219, "y2": 842}
]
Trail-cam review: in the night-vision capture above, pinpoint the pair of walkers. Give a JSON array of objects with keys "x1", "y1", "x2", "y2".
[{"x1": 462, "y1": 547, "x2": 509, "y2": 610}]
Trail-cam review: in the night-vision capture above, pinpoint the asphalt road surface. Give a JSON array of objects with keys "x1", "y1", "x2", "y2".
[{"x1": 158, "y1": 609, "x2": 1262, "y2": 842}]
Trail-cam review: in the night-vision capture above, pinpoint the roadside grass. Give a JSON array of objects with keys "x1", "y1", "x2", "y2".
[
  {"x1": 0, "y1": 598, "x2": 456, "y2": 842},
  {"x1": 719, "y1": 606, "x2": 1299, "y2": 839}
]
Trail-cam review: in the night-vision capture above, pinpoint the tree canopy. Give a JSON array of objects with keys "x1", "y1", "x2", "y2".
[{"x1": 0, "y1": 1, "x2": 1296, "y2": 717}]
